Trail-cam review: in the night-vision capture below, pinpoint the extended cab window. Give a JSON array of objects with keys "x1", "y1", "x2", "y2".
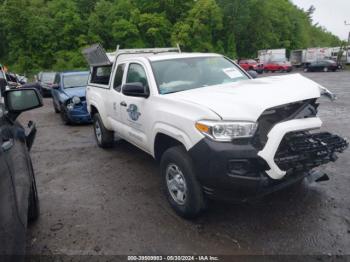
[
  {"x1": 126, "y1": 63, "x2": 148, "y2": 88},
  {"x1": 91, "y1": 65, "x2": 112, "y2": 85},
  {"x1": 113, "y1": 64, "x2": 125, "y2": 92}
]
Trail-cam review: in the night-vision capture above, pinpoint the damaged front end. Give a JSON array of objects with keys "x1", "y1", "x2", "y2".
[
  {"x1": 275, "y1": 132, "x2": 348, "y2": 174},
  {"x1": 255, "y1": 98, "x2": 348, "y2": 180}
]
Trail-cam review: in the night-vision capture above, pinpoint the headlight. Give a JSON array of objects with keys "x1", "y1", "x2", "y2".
[
  {"x1": 195, "y1": 120, "x2": 258, "y2": 142},
  {"x1": 72, "y1": 96, "x2": 81, "y2": 104}
]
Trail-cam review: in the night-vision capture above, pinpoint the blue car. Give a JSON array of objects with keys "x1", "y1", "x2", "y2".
[{"x1": 51, "y1": 71, "x2": 92, "y2": 124}]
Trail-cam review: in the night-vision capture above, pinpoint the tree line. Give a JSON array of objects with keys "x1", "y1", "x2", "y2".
[{"x1": 0, "y1": 0, "x2": 342, "y2": 74}]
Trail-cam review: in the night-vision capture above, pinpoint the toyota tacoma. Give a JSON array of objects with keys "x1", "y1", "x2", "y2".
[{"x1": 82, "y1": 44, "x2": 348, "y2": 218}]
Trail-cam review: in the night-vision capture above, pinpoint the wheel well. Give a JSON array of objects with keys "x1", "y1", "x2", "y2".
[
  {"x1": 154, "y1": 133, "x2": 184, "y2": 162},
  {"x1": 90, "y1": 105, "x2": 98, "y2": 117}
]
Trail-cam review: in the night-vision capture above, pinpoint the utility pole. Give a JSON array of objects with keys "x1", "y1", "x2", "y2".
[
  {"x1": 345, "y1": 21, "x2": 350, "y2": 64},
  {"x1": 345, "y1": 21, "x2": 350, "y2": 45}
]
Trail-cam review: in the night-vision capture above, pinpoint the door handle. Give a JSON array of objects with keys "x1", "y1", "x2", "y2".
[
  {"x1": 1, "y1": 139, "x2": 13, "y2": 152},
  {"x1": 120, "y1": 101, "x2": 127, "y2": 107}
]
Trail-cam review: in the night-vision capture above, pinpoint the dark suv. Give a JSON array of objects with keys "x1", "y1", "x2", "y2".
[{"x1": 0, "y1": 81, "x2": 43, "y2": 258}]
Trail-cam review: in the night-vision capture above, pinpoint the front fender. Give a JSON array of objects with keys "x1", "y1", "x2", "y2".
[{"x1": 151, "y1": 122, "x2": 202, "y2": 156}]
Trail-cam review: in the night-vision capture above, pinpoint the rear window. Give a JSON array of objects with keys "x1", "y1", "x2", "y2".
[
  {"x1": 41, "y1": 72, "x2": 56, "y2": 83},
  {"x1": 90, "y1": 66, "x2": 112, "y2": 85}
]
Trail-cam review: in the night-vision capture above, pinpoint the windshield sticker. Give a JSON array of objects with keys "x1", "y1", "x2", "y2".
[{"x1": 223, "y1": 68, "x2": 242, "y2": 79}]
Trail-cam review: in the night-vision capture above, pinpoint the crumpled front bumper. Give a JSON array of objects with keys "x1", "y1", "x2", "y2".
[
  {"x1": 258, "y1": 117, "x2": 322, "y2": 179},
  {"x1": 258, "y1": 117, "x2": 348, "y2": 180}
]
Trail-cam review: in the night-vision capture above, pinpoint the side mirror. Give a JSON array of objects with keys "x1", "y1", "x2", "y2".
[
  {"x1": 52, "y1": 84, "x2": 60, "y2": 89},
  {"x1": 4, "y1": 88, "x2": 43, "y2": 120},
  {"x1": 122, "y1": 82, "x2": 149, "y2": 98},
  {"x1": 247, "y1": 70, "x2": 258, "y2": 79}
]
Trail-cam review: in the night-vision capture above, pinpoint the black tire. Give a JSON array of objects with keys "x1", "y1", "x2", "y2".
[
  {"x1": 93, "y1": 113, "x2": 114, "y2": 148},
  {"x1": 323, "y1": 67, "x2": 329, "y2": 72},
  {"x1": 160, "y1": 146, "x2": 205, "y2": 219},
  {"x1": 60, "y1": 104, "x2": 71, "y2": 125},
  {"x1": 28, "y1": 162, "x2": 40, "y2": 223}
]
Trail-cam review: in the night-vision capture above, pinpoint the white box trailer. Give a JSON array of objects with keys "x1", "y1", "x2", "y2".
[
  {"x1": 258, "y1": 49, "x2": 287, "y2": 64},
  {"x1": 290, "y1": 49, "x2": 306, "y2": 67},
  {"x1": 290, "y1": 47, "x2": 349, "y2": 66}
]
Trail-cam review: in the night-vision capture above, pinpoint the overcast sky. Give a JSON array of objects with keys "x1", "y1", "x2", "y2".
[{"x1": 291, "y1": 0, "x2": 350, "y2": 41}]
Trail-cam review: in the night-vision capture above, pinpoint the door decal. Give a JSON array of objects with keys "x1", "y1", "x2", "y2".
[{"x1": 127, "y1": 104, "x2": 141, "y2": 121}]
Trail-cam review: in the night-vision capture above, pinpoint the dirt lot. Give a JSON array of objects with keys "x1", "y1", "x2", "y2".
[{"x1": 23, "y1": 71, "x2": 350, "y2": 256}]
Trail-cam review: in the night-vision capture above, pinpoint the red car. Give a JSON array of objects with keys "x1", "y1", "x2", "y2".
[
  {"x1": 238, "y1": 59, "x2": 264, "y2": 74},
  {"x1": 264, "y1": 61, "x2": 293, "y2": 72}
]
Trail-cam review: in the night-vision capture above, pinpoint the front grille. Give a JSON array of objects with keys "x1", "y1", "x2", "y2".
[
  {"x1": 275, "y1": 132, "x2": 348, "y2": 172},
  {"x1": 252, "y1": 99, "x2": 318, "y2": 149}
]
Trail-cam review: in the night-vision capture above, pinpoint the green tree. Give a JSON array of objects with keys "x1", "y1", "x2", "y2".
[{"x1": 172, "y1": 0, "x2": 223, "y2": 53}]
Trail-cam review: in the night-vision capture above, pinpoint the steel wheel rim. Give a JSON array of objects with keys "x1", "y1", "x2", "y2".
[
  {"x1": 166, "y1": 164, "x2": 187, "y2": 205},
  {"x1": 95, "y1": 120, "x2": 102, "y2": 144}
]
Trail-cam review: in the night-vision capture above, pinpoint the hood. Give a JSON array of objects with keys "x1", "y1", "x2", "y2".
[
  {"x1": 166, "y1": 74, "x2": 322, "y2": 121},
  {"x1": 63, "y1": 86, "x2": 87, "y2": 98}
]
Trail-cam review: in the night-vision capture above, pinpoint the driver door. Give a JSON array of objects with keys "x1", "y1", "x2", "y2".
[{"x1": 120, "y1": 63, "x2": 151, "y2": 152}]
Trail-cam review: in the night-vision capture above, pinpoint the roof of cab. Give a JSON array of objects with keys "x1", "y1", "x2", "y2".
[
  {"x1": 108, "y1": 52, "x2": 222, "y2": 63},
  {"x1": 60, "y1": 70, "x2": 89, "y2": 75}
]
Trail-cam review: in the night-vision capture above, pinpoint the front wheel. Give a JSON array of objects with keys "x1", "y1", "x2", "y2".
[
  {"x1": 60, "y1": 105, "x2": 71, "y2": 125},
  {"x1": 53, "y1": 100, "x2": 60, "y2": 113},
  {"x1": 323, "y1": 67, "x2": 329, "y2": 72},
  {"x1": 93, "y1": 113, "x2": 114, "y2": 148},
  {"x1": 160, "y1": 146, "x2": 205, "y2": 219}
]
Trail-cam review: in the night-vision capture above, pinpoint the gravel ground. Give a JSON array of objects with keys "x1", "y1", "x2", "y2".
[{"x1": 22, "y1": 70, "x2": 350, "y2": 256}]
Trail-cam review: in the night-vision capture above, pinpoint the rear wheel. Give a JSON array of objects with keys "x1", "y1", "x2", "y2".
[
  {"x1": 323, "y1": 67, "x2": 329, "y2": 72},
  {"x1": 160, "y1": 146, "x2": 205, "y2": 219},
  {"x1": 93, "y1": 113, "x2": 114, "y2": 148}
]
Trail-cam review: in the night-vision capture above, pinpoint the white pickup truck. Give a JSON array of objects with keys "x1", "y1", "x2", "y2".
[{"x1": 83, "y1": 44, "x2": 348, "y2": 218}]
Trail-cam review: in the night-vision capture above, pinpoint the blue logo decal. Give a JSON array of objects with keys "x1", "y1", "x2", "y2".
[{"x1": 127, "y1": 104, "x2": 141, "y2": 121}]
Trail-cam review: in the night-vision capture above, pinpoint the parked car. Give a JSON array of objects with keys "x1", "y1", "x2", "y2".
[
  {"x1": 238, "y1": 59, "x2": 264, "y2": 74},
  {"x1": 0, "y1": 64, "x2": 8, "y2": 96},
  {"x1": 82, "y1": 44, "x2": 348, "y2": 218},
  {"x1": 304, "y1": 60, "x2": 341, "y2": 72},
  {"x1": 51, "y1": 71, "x2": 91, "y2": 125},
  {"x1": 264, "y1": 60, "x2": 293, "y2": 72},
  {"x1": 38, "y1": 71, "x2": 56, "y2": 97},
  {"x1": 0, "y1": 85, "x2": 43, "y2": 257}
]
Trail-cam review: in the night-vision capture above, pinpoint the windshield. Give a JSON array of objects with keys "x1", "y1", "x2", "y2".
[
  {"x1": 152, "y1": 57, "x2": 248, "y2": 95},
  {"x1": 41, "y1": 72, "x2": 56, "y2": 83},
  {"x1": 63, "y1": 73, "x2": 89, "y2": 89}
]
